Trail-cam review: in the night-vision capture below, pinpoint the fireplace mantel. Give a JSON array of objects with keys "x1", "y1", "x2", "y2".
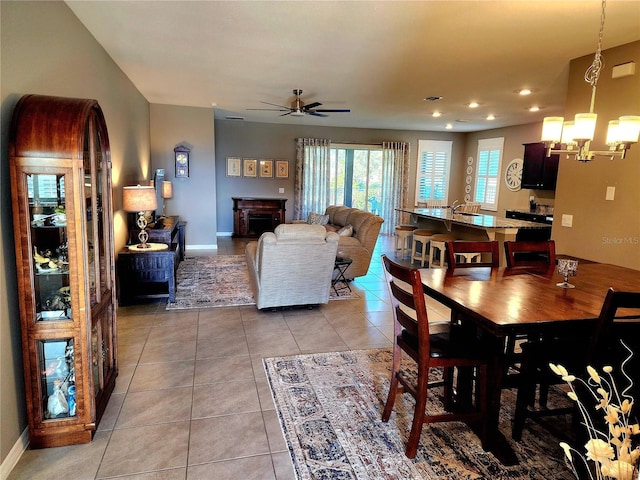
[{"x1": 232, "y1": 197, "x2": 287, "y2": 238}]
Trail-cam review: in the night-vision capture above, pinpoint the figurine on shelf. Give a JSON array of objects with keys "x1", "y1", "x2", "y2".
[{"x1": 46, "y1": 380, "x2": 69, "y2": 418}]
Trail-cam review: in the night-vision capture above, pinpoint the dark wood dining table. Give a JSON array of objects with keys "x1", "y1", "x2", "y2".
[{"x1": 418, "y1": 262, "x2": 640, "y2": 464}]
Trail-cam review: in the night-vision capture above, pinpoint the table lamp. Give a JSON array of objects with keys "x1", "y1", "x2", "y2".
[
  {"x1": 161, "y1": 181, "x2": 173, "y2": 217},
  {"x1": 123, "y1": 185, "x2": 157, "y2": 248}
]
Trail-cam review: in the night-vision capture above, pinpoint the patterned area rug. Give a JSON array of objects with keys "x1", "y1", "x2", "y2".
[
  {"x1": 264, "y1": 349, "x2": 574, "y2": 480},
  {"x1": 166, "y1": 255, "x2": 357, "y2": 310}
]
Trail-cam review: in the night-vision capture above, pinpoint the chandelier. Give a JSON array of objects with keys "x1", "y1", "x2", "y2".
[{"x1": 541, "y1": 0, "x2": 640, "y2": 162}]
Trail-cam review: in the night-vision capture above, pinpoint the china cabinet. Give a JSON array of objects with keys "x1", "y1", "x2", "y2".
[{"x1": 9, "y1": 95, "x2": 117, "y2": 448}]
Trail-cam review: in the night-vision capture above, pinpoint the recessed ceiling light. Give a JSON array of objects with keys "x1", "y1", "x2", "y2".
[
  {"x1": 445, "y1": 123, "x2": 453, "y2": 129},
  {"x1": 424, "y1": 96, "x2": 443, "y2": 102},
  {"x1": 529, "y1": 106, "x2": 540, "y2": 112},
  {"x1": 432, "y1": 111, "x2": 442, "y2": 117},
  {"x1": 468, "y1": 102, "x2": 479, "y2": 108},
  {"x1": 517, "y1": 89, "x2": 532, "y2": 96},
  {"x1": 486, "y1": 114, "x2": 496, "y2": 120}
]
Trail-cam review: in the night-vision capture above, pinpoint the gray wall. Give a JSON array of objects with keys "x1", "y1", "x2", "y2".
[
  {"x1": 214, "y1": 119, "x2": 466, "y2": 233},
  {"x1": 1, "y1": 1, "x2": 150, "y2": 466},
  {"x1": 151, "y1": 104, "x2": 217, "y2": 248}
]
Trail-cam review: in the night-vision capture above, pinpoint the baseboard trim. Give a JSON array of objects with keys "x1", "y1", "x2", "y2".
[
  {"x1": 186, "y1": 244, "x2": 218, "y2": 250},
  {"x1": 1, "y1": 428, "x2": 29, "y2": 480}
]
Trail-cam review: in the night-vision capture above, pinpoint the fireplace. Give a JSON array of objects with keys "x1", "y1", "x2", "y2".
[{"x1": 232, "y1": 197, "x2": 287, "y2": 237}]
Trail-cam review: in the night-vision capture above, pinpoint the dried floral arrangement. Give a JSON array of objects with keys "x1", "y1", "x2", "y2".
[{"x1": 550, "y1": 342, "x2": 640, "y2": 480}]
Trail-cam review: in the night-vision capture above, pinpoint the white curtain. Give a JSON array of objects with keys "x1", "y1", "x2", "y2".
[
  {"x1": 380, "y1": 141, "x2": 410, "y2": 235},
  {"x1": 293, "y1": 138, "x2": 331, "y2": 220}
]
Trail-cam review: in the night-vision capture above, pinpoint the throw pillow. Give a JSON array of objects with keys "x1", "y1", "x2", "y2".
[
  {"x1": 337, "y1": 224, "x2": 353, "y2": 236},
  {"x1": 307, "y1": 212, "x2": 329, "y2": 225}
]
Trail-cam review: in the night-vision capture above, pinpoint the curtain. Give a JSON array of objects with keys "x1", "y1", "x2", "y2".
[
  {"x1": 293, "y1": 138, "x2": 331, "y2": 220},
  {"x1": 380, "y1": 141, "x2": 410, "y2": 235}
]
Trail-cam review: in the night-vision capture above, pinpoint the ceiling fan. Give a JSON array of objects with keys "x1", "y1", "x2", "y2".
[{"x1": 248, "y1": 89, "x2": 350, "y2": 117}]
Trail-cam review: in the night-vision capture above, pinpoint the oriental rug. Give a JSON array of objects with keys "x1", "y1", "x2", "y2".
[
  {"x1": 166, "y1": 255, "x2": 357, "y2": 310},
  {"x1": 263, "y1": 348, "x2": 574, "y2": 480}
]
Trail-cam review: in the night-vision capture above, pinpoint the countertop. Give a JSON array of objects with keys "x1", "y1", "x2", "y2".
[{"x1": 399, "y1": 208, "x2": 552, "y2": 230}]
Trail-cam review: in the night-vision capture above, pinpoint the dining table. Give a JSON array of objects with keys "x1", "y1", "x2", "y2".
[{"x1": 418, "y1": 261, "x2": 640, "y2": 465}]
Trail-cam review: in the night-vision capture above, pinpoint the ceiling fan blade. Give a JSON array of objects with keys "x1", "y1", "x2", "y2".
[
  {"x1": 313, "y1": 109, "x2": 351, "y2": 113},
  {"x1": 280, "y1": 112, "x2": 293, "y2": 117},
  {"x1": 247, "y1": 108, "x2": 290, "y2": 111},
  {"x1": 259, "y1": 101, "x2": 291, "y2": 109},
  {"x1": 303, "y1": 102, "x2": 322, "y2": 110},
  {"x1": 307, "y1": 112, "x2": 329, "y2": 118}
]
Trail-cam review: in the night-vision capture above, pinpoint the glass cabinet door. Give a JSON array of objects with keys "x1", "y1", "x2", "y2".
[
  {"x1": 39, "y1": 338, "x2": 76, "y2": 420},
  {"x1": 29, "y1": 173, "x2": 72, "y2": 323}
]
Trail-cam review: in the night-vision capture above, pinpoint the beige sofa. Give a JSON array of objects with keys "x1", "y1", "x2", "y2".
[
  {"x1": 245, "y1": 223, "x2": 339, "y2": 310},
  {"x1": 322, "y1": 206, "x2": 384, "y2": 280}
]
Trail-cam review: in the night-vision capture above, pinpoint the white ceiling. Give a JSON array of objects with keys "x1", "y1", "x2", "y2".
[{"x1": 66, "y1": 1, "x2": 640, "y2": 132}]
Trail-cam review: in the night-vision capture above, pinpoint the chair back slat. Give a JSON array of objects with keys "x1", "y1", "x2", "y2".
[
  {"x1": 504, "y1": 240, "x2": 556, "y2": 268},
  {"x1": 445, "y1": 241, "x2": 499, "y2": 269}
]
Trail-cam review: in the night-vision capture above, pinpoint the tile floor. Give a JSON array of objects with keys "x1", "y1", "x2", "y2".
[{"x1": 8, "y1": 235, "x2": 451, "y2": 480}]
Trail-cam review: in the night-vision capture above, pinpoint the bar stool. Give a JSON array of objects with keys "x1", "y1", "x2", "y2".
[
  {"x1": 429, "y1": 234, "x2": 457, "y2": 268},
  {"x1": 411, "y1": 229, "x2": 435, "y2": 267},
  {"x1": 394, "y1": 225, "x2": 417, "y2": 259},
  {"x1": 457, "y1": 252, "x2": 482, "y2": 263}
]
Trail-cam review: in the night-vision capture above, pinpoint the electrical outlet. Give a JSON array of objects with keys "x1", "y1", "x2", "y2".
[
  {"x1": 561, "y1": 214, "x2": 573, "y2": 227},
  {"x1": 606, "y1": 186, "x2": 615, "y2": 201},
  {"x1": 279, "y1": 188, "x2": 285, "y2": 194}
]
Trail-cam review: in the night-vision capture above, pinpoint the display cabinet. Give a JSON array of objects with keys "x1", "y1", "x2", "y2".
[{"x1": 9, "y1": 94, "x2": 117, "y2": 448}]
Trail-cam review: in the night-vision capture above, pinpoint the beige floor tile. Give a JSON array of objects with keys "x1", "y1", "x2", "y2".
[
  {"x1": 140, "y1": 340, "x2": 197, "y2": 364},
  {"x1": 100, "y1": 468, "x2": 186, "y2": 479},
  {"x1": 192, "y1": 380, "x2": 260, "y2": 418},
  {"x1": 97, "y1": 392, "x2": 125, "y2": 431},
  {"x1": 254, "y1": 377, "x2": 276, "y2": 411},
  {"x1": 187, "y1": 455, "x2": 276, "y2": 480},
  {"x1": 194, "y1": 355, "x2": 254, "y2": 385},
  {"x1": 242, "y1": 316, "x2": 290, "y2": 335},
  {"x1": 335, "y1": 325, "x2": 392, "y2": 349},
  {"x1": 262, "y1": 409, "x2": 287, "y2": 453},
  {"x1": 129, "y1": 361, "x2": 195, "y2": 392},
  {"x1": 271, "y1": 451, "x2": 297, "y2": 480},
  {"x1": 115, "y1": 387, "x2": 193, "y2": 429},
  {"x1": 153, "y1": 311, "x2": 199, "y2": 327},
  {"x1": 283, "y1": 314, "x2": 333, "y2": 333},
  {"x1": 292, "y1": 328, "x2": 347, "y2": 352},
  {"x1": 97, "y1": 422, "x2": 189, "y2": 478},
  {"x1": 198, "y1": 306, "x2": 243, "y2": 322},
  {"x1": 113, "y1": 365, "x2": 136, "y2": 394},
  {"x1": 196, "y1": 334, "x2": 249, "y2": 359},
  {"x1": 197, "y1": 317, "x2": 246, "y2": 340},
  {"x1": 188, "y1": 412, "x2": 270, "y2": 464},
  {"x1": 146, "y1": 324, "x2": 198, "y2": 345},
  {"x1": 118, "y1": 342, "x2": 145, "y2": 366},
  {"x1": 119, "y1": 326, "x2": 152, "y2": 346},
  {"x1": 245, "y1": 332, "x2": 301, "y2": 357}
]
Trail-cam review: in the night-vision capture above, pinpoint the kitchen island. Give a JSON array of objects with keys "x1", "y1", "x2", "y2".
[{"x1": 397, "y1": 207, "x2": 552, "y2": 266}]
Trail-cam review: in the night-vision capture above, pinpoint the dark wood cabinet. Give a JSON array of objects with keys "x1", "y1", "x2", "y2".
[
  {"x1": 232, "y1": 197, "x2": 286, "y2": 237},
  {"x1": 521, "y1": 142, "x2": 560, "y2": 190},
  {"x1": 9, "y1": 95, "x2": 117, "y2": 447}
]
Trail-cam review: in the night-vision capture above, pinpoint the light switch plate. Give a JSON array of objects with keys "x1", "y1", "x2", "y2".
[
  {"x1": 561, "y1": 214, "x2": 573, "y2": 227},
  {"x1": 606, "y1": 186, "x2": 615, "y2": 201},
  {"x1": 278, "y1": 188, "x2": 285, "y2": 194}
]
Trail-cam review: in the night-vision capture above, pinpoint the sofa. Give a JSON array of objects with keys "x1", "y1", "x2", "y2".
[
  {"x1": 245, "y1": 223, "x2": 339, "y2": 310},
  {"x1": 321, "y1": 206, "x2": 384, "y2": 280}
]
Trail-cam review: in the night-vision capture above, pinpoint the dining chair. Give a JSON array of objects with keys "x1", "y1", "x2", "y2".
[
  {"x1": 512, "y1": 287, "x2": 640, "y2": 441},
  {"x1": 381, "y1": 254, "x2": 489, "y2": 458},
  {"x1": 504, "y1": 240, "x2": 556, "y2": 268},
  {"x1": 445, "y1": 240, "x2": 500, "y2": 270}
]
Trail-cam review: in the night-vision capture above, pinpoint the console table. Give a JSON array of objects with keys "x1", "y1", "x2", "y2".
[
  {"x1": 118, "y1": 215, "x2": 185, "y2": 304},
  {"x1": 232, "y1": 197, "x2": 286, "y2": 237}
]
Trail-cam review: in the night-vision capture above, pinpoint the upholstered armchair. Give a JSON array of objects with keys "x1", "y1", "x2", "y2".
[{"x1": 245, "y1": 223, "x2": 339, "y2": 310}]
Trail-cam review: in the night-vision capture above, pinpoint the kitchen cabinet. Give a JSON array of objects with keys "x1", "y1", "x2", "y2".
[
  {"x1": 521, "y1": 142, "x2": 559, "y2": 190},
  {"x1": 9, "y1": 95, "x2": 117, "y2": 447}
]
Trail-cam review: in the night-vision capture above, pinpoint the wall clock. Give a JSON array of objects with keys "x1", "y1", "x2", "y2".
[
  {"x1": 467, "y1": 156, "x2": 474, "y2": 166},
  {"x1": 504, "y1": 158, "x2": 523, "y2": 191},
  {"x1": 174, "y1": 145, "x2": 190, "y2": 178}
]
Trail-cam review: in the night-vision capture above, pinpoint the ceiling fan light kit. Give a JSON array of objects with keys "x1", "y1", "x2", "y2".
[{"x1": 248, "y1": 89, "x2": 350, "y2": 118}]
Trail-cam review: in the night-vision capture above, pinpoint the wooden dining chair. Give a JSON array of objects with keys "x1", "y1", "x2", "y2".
[
  {"x1": 381, "y1": 254, "x2": 489, "y2": 458},
  {"x1": 512, "y1": 288, "x2": 640, "y2": 441},
  {"x1": 445, "y1": 240, "x2": 500, "y2": 270},
  {"x1": 504, "y1": 240, "x2": 556, "y2": 268}
]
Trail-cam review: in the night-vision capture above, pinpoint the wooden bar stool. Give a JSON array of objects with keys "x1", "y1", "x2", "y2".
[
  {"x1": 394, "y1": 225, "x2": 417, "y2": 259},
  {"x1": 429, "y1": 234, "x2": 457, "y2": 268},
  {"x1": 411, "y1": 229, "x2": 435, "y2": 267}
]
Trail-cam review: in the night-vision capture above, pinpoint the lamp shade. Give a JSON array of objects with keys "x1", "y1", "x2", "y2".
[
  {"x1": 541, "y1": 117, "x2": 564, "y2": 143},
  {"x1": 561, "y1": 121, "x2": 577, "y2": 146},
  {"x1": 617, "y1": 116, "x2": 640, "y2": 143},
  {"x1": 162, "y1": 181, "x2": 173, "y2": 199},
  {"x1": 573, "y1": 113, "x2": 597, "y2": 141},
  {"x1": 123, "y1": 185, "x2": 157, "y2": 212}
]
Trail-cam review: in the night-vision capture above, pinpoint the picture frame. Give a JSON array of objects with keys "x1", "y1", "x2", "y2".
[
  {"x1": 243, "y1": 158, "x2": 257, "y2": 177},
  {"x1": 259, "y1": 159, "x2": 273, "y2": 178},
  {"x1": 275, "y1": 160, "x2": 289, "y2": 179},
  {"x1": 226, "y1": 157, "x2": 241, "y2": 177}
]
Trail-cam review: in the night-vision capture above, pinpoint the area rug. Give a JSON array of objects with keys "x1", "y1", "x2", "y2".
[
  {"x1": 263, "y1": 349, "x2": 574, "y2": 480},
  {"x1": 166, "y1": 255, "x2": 358, "y2": 310}
]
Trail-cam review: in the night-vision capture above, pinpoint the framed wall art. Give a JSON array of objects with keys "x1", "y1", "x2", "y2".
[
  {"x1": 243, "y1": 158, "x2": 257, "y2": 177},
  {"x1": 275, "y1": 160, "x2": 289, "y2": 179},
  {"x1": 259, "y1": 159, "x2": 273, "y2": 178},
  {"x1": 226, "y1": 157, "x2": 241, "y2": 177}
]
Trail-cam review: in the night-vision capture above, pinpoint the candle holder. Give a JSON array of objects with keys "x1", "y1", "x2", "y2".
[{"x1": 556, "y1": 259, "x2": 578, "y2": 288}]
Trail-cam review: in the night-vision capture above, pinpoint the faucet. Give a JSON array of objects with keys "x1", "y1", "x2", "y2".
[{"x1": 450, "y1": 200, "x2": 463, "y2": 214}]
